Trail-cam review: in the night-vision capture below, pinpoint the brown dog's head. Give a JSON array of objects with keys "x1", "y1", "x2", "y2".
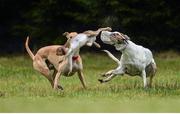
[
  {"x1": 56, "y1": 32, "x2": 78, "y2": 56},
  {"x1": 63, "y1": 32, "x2": 78, "y2": 48},
  {"x1": 63, "y1": 32, "x2": 78, "y2": 39}
]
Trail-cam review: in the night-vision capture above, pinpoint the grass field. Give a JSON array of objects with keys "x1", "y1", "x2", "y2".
[{"x1": 0, "y1": 51, "x2": 180, "y2": 112}]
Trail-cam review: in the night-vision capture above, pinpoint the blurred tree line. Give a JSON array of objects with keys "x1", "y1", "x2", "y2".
[{"x1": 0, "y1": 0, "x2": 179, "y2": 54}]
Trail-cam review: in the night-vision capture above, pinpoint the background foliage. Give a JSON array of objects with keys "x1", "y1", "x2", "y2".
[{"x1": 0, "y1": 0, "x2": 180, "y2": 53}]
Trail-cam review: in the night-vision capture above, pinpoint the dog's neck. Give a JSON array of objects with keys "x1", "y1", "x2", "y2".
[
  {"x1": 119, "y1": 40, "x2": 139, "y2": 58},
  {"x1": 73, "y1": 49, "x2": 80, "y2": 56},
  {"x1": 114, "y1": 40, "x2": 129, "y2": 52}
]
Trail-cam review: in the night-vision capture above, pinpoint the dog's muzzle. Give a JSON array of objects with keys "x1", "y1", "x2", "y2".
[{"x1": 100, "y1": 31, "x2": 114, "y2": 45}]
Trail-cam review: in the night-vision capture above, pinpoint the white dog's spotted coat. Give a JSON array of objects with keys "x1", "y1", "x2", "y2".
[{"x1": 99, "y1": 31, "x2": 157, "y2": 88}]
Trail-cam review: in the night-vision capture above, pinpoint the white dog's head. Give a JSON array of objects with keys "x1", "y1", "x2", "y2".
[{"x1": 101, "y1": 31, "x2": 130, "y2": 45}]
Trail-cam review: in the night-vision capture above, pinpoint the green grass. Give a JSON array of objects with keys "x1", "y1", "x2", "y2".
[{"x1": 0, "y1": 51, "x2": 180, "y2": 112}]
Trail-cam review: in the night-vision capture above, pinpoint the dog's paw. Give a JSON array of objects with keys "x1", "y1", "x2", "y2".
[
  {"x1": 106, "y1": 27, "x2": 112, "y2": 31},
  {"x1": 101, "y1": 73, "x2": 112, "y2": 77},
  {"x1": 58, "y1": 85, "x2": 64, "y2": 90},
  {"x1": 100, "y1": 73, "x2": 107, "y2": 77},
  {"x1": 98, "y1": 79, "x2": 104, "y2": 83}
]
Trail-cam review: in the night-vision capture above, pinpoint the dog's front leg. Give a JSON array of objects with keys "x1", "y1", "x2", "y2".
[
  {"x1": 53, "y1": 61, "x2": 67, "y2": 90},
  {"x1": 99, "y1": 68, "x2": 124, "y2": 83},
  {"x1": 101, "y1": 70, "x2": 114, "y2": 77},
  {"x1": 53, "y1": 71, "x2": 62, "y2": 90},
  {"x1": 102, "y1": 66, "x2": 124, "y2": 76},
  {"x1": 141, "y1": 70, "x2": 147, "y2": 88},
  {"x1": 77, "y1": 70, "x2": 87, "y2": 89},
  {"x1": 67, "y1": 54, "x2": 73, "y2": 75},
  {"x1": 52, "y1": 70, "x2": 63, "y2": 90},
  {"x1": 98, "y1": 74, "x2": 116, "y2": 83}
]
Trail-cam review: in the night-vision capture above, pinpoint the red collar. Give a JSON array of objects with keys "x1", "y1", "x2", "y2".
[{"x1": 72, "y1": 56, "x2": 79, "y2": 61}]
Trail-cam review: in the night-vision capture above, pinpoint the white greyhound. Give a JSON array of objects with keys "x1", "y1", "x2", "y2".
[
  {"x1": 99, "y1": 31, "x2": 157, "y2": 88},
  {"x1": 53, "y1": 27, "x2": 112, "y2": 89},
  {"x1": 63, "y1": 27, "x2": 112, "y2": 74}
]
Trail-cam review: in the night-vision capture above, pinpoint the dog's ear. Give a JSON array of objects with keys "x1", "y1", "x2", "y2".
[
  {"x1": 56, "y1": 46, "x2": 66, "y2": 56},
  {"x1": 121, "y1": 33, "x2": 130, "y2": 40},
  {"x1": 119, "y1": 33, "x2": 130, "y2": 44},
  {"x1": 63, "y1": 32, "x2": 78, "y2": 39},
  {"x1": 63, "y1": 32, "x2": 69, "y2": 37},
  {"x1": 63, "y1": 32, "x2": 69, "y2": 36}
]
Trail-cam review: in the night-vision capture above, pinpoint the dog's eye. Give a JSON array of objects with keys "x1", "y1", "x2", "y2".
[
  {"x1": 112, "y1": 34, "x2": 116, "y2": 36},
  {"x1": 112, "y1": 33, "x2": 118, "y2": 36}
]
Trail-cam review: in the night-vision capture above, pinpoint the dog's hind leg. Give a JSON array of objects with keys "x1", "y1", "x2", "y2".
[
  {"x1": 149, "y1": 76, "x2": 153, "y2": 88},
  {"x1": 141, "y1": 70, "x2": 147, "y2": 88},
  {"x1": 52, "y1": 70, "x2": 57, "y2": 80},
  {"x1": 150, "y1": 62, "x2": 157, "y2": 87},
  {"x1": 33, "y1": 57, "x2": 54, "y2": 88},
  {"x1": 146, "y1": 59, "x2": 157, "y2": 87},
  {"x1": 77, "y1": 70, "x2": 86, "y2": 89},
  {"x1": 45, "y1": 59, "x2": 55, "y2": 70},
  {"x1": 34, "y1": 64, "x2": 54, "y2": 88}
]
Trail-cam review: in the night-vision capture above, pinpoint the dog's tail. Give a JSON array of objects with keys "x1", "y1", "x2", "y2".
[
  {"x1": 25, "y1": 36, "x2": 34, "y2": 60},
  {"x1": 102, "y1": 50, "x2": 120, "y2": 65}
]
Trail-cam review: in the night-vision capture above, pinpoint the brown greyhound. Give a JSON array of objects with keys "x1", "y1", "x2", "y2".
[
  {"x1": 25, "y1": 27, "x2": 111, "y2": 90},
  {"x1": 25, "y1": 32, "x2": 86, "y2": 90}
]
